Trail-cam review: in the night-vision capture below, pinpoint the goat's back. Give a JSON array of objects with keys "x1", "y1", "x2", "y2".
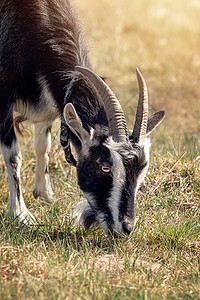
[{"x1": 0, "y1": 0, "x2": 91, "y2": 103}]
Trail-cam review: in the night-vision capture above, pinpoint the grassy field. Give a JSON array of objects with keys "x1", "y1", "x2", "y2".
[{"x1": 0, "y1": 0, "x2": 200, "y2": 299}]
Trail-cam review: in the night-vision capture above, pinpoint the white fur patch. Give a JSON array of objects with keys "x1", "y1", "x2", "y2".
[
  {"x1": 33, "y1": 123, "x2": 54, "y2": 203},
  {"x1": 107, "y1": 150, "x2": 126, "y2": 234},
  {"x1": 1, "y1": 141, "x2": 36, "y2": 224},
  {"x1": 136, "y1": 138, "x2": 151, "y2": 190},
  {"x1": 13, "y1": 74, "x2": 58, "y2": 124},
  {"x1": 72, "y1": 199, "x2": 94, "y2": 226}
]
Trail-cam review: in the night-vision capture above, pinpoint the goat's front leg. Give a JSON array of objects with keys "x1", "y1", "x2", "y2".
[
  {"x1": 1, "y1": 137, "x2": 36, "y2": 224},
  {"x1": 33, "y1": 123, "x2": 54, "y2": 203}
]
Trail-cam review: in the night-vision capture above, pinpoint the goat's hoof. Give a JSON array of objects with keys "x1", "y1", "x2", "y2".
[
  {"x1": 33, "y1": 189, "x2": 55, "y2": 204},
  {"x1": 10, "y1": 207, "x2": 36, "y2": 225}
]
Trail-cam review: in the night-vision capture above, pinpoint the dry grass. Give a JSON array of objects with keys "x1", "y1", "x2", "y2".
[
  {"x1": 77, "y1": 0, "x2": 200, "y2": 137},
  {"x1": 0, "y1": 0, "x2": 200, "y2": 299}
]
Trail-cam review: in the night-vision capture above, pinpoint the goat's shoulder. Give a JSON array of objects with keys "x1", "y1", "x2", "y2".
[{"x1": 14, "y1": 74, "x2": 59, "y2": 124}]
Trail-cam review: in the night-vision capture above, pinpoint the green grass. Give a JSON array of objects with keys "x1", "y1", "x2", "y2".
[{"x1": 1, "y1": 0, "x2": 200, "y2": 299}]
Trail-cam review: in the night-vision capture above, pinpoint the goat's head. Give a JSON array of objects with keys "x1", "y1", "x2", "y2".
[{"x1": 63, "y1": 67, "x2": 165, "y2": 236}]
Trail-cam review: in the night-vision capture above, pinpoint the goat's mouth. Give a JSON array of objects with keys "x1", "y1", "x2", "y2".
[
  {"x1": 80, "y1": 204, "x2": 136, "y2": 237},
  {"x1": 84, "y1": 216, "x2": 134, "y2": 237},
  {"x1": 106, "y1": 225, "x2": 131, "y2": 237},
  {"x1": 97, "y1": 219, "x2": 125, "y2": 237},
  {"x1": 102, "y1": 218, "x2": 137, "y2": 237}
]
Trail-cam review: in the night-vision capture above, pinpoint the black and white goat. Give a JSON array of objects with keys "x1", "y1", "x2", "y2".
[{"x1": 0, "y1": 0, "x2": 165, "y2": 235}]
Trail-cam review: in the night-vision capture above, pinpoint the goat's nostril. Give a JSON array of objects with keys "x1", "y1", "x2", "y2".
[{"x1": 122, "y1": 221, "x2": 133, "y2": 235}]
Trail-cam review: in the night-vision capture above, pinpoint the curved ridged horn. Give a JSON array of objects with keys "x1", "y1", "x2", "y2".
[
  {"x1": 132, "y1": 68, "x2": 148, "y2": 142},
  {"x1": 75, "y1": 66, "x2": 128, "y2": 143}
]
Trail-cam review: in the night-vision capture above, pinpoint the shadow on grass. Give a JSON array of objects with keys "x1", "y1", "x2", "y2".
[{"x1": 0, "y1": 209, "x2": 125, "y2": 254}]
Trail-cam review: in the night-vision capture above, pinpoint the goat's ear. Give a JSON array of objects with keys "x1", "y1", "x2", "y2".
[
  {"x1": 146, "y1": 110, "x2": 165, "y2": 136},
  {"x1": 63, "y1": 103, "x2": 90, "y2": 143}
]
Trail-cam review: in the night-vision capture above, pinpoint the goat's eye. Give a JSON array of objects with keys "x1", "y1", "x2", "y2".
[{"x1": 101, "y1": 166, "x2": 111, "y2": 173}]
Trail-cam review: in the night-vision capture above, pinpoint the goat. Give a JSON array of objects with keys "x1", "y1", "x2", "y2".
[{"x1": 0, "y1": 0, "x2": 165, "y2": 235}]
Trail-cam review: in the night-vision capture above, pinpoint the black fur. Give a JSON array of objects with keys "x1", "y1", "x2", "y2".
[
  {"x1": 60, "y1": 73, "x2": 109, "y2": 164},
  {"x1": 63, "y1": 74, "x2": 108, "y2": 129},
  {"x1": 77, "y1": 142, "x2": 113, "y2": 224},
  {"x1": 0, "y1": 0, "x2": 94, "y2": 147}
]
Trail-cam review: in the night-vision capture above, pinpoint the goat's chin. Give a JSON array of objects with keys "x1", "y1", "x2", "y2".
[
  {"x1": 83, "y1": 210, "x2": 97, "y2": 230},
  {"x1": 72, "y1": 200, "x2": 97, "y2": 230},
  {"x1": 72, "y1": 200, "x2": 111, "y2": 234}
]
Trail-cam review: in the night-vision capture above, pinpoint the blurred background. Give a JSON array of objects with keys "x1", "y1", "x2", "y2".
[{"x1": 76, "y1": 0, "x2": 200, "y2": 147}]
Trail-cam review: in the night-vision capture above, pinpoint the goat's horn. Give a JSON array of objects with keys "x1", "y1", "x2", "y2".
[
  {"x1": 132, "y1": 68, "x2": 148, "y2": 141},
  {"x1": 75, "y1": 66, "x2": 128, "y2": 143}
]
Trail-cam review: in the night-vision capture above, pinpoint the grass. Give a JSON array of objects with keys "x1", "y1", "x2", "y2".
[{"x1": 0, "y1": 0, "x2": 200, "y2": 299}]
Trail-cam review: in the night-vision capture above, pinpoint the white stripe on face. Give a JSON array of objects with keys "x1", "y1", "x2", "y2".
[
  {"x1": 135, "y1": 138, "x2": 151, "y2": 191},
  {"x1": 107, "y1": 151, "x2": 126, "y2": 234},
  {"x1": 105, "y1": 138, "x2": 150, "y2": 235}
]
